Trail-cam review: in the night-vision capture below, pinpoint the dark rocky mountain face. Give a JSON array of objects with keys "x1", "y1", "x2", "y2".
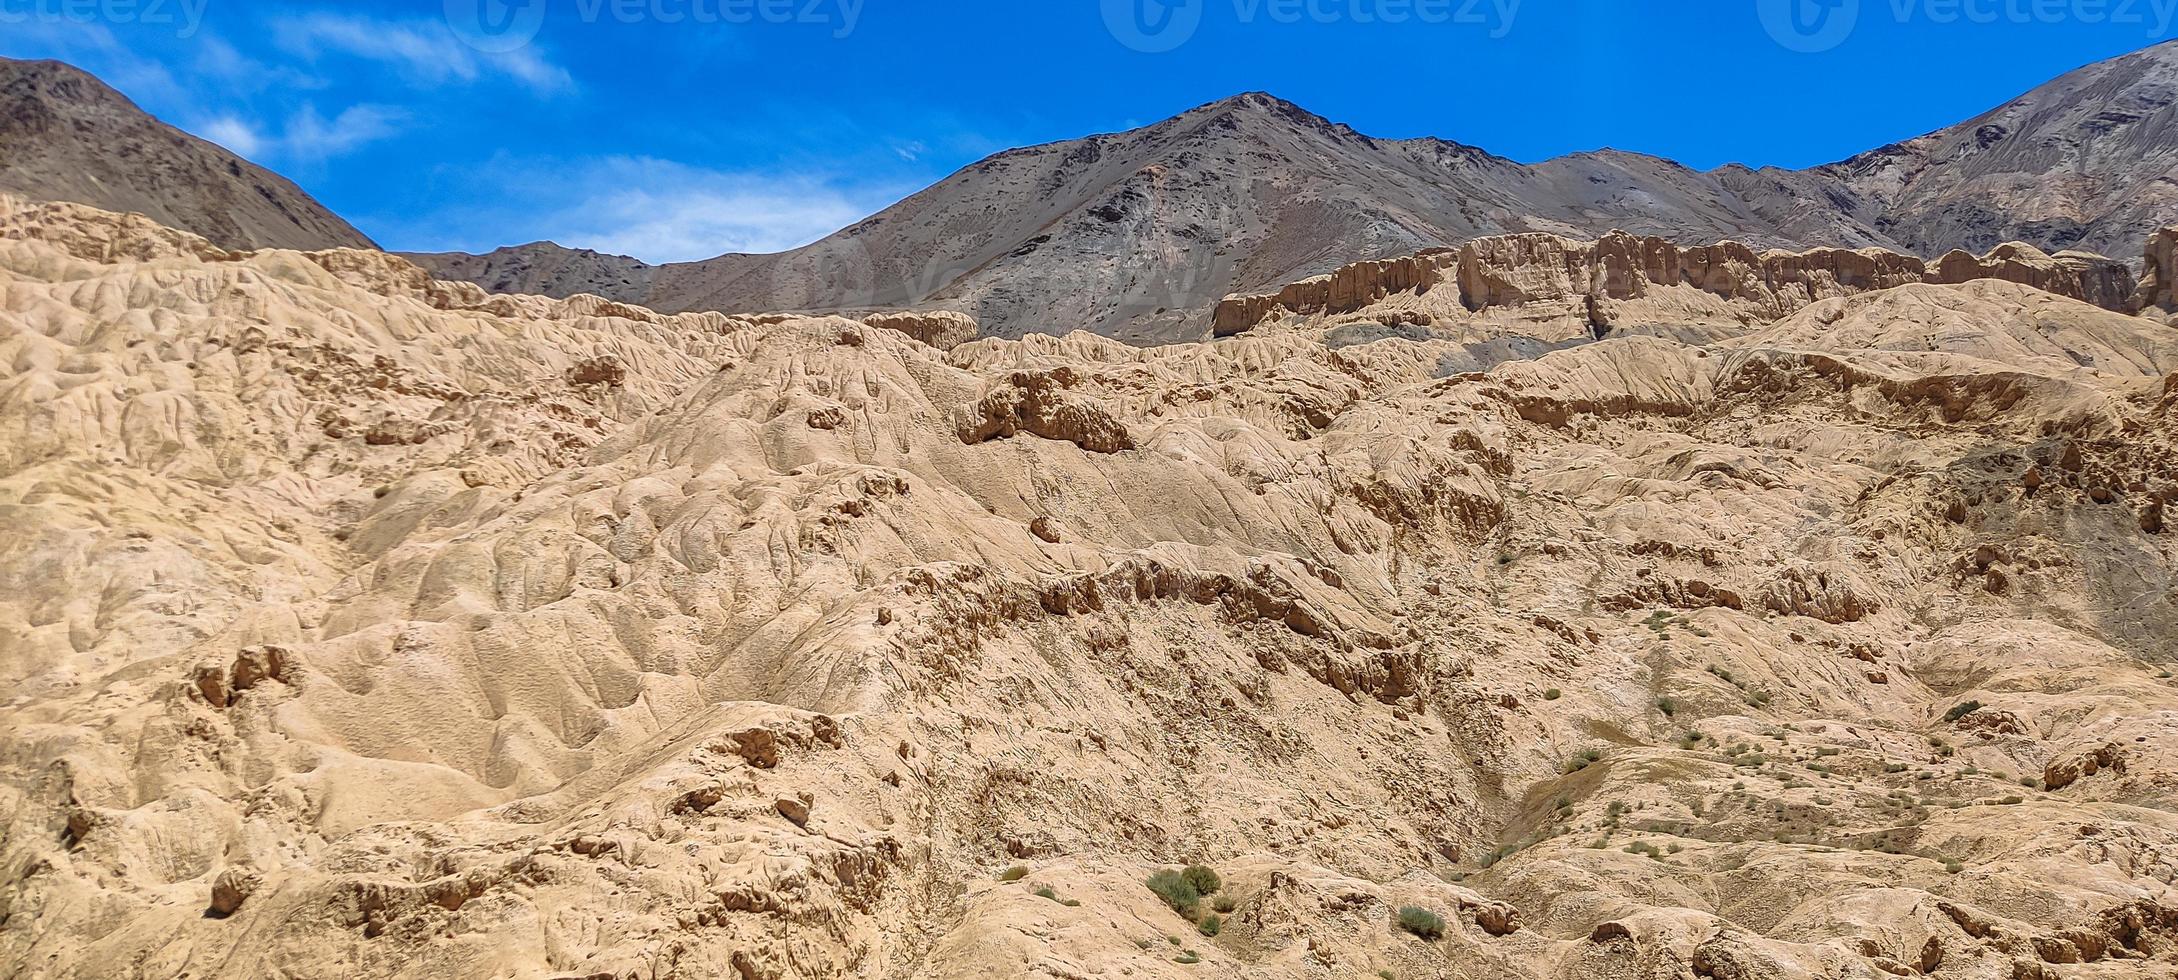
[
  {"x1": 408, "y1": 44, "x2": 2178, "y2": 342},
  {"x1": 0, "y1": 58, "x2": 373, "y2": 252}
]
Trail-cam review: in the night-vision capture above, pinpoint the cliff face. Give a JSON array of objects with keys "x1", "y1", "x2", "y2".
[
  {"x1": 2136, "y1": 226, "x2": 2178, "y2": 314},
  {"x1": 1213, "y1": 230, "x2": 2151, "y2": 339}
]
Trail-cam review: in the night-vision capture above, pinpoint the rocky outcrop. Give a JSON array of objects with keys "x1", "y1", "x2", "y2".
[
  {"x1": 1212, "y1": 230, "x2": 2148, "y2": 336},
  {"x1": 955, "y1": 369, "x2": 1134, "y2": 453},
  {"x1": 2133, "y1": 226, "x2": 2178, "y2": 313},
  {"x1": 1930, "y1": 242, "x2": 2133, "y2": 311},
  {"x1": 863, "y1": 310, "x2": 979, "y2": 350},
  {"x1": 208, "y1": 868, "x2": 262, "y2": 918}
]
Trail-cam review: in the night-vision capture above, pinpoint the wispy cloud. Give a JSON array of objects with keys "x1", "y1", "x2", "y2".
[
  {"x1": 273, "y1": 13, "x2": 570, "y2": 95},
  {"x1": 375, "y1": 156, "x2": 910, "y2": 263},
  {"x1": 0, "y1": 21, "x2": 182, "y2": 104},
  {"x1": 563, "y1": 166, "x2": 876, "y2": 260},
  {"x1": 192, "y1": 34, "x2": 325, "y2": 93},
  {"x1": 196, "y1": 104, "x2": 408, "y2": 163}
]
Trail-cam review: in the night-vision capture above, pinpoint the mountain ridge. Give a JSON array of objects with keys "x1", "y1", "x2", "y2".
[
  {"x1": 0, "y1": 57, "x2": 373, "y2": 252},
  {"x1": 8, "y1": 43, "x2": 2178, "y2": 341}
]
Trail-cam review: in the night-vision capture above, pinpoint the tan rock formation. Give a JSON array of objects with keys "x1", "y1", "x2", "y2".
[
  {"x1": 862, "y1": 309, "x2": 979, "y2": 349},
  {"x1": 1214, "y1": 229, "x2": 2149, "y2": 340},
  {"x1": 2134, "y1": 225, "x2": 2178, "y2": 314},
  {"x1": 5, "y1": 199, "x2": 2178, "y2": 980}
]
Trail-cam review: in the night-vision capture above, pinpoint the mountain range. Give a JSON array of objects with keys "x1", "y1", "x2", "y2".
[{"x1": 5, "y1": 43, "x2": 2178, "y2": 341}]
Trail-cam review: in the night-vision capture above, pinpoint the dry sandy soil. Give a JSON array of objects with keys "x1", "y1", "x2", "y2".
[{"x1": 3, "y1": 196, "x2": 2178, "y2": 980}]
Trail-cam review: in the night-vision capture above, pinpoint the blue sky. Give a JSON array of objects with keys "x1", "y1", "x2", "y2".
[{"x1": 4, "y1": 0, "x2": 2172, "y2": 261}]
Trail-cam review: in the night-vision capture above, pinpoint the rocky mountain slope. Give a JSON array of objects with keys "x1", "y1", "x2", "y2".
[
  {"x1": 5, "y1": 196, "x2": 2178, "y2": 979},
  {"x1": 412, "y1": 42, "x2": 2178, "y2": 343},
  {"x1": 0, "y1": 57, "x2": 373, "y2": 252},
  {"x1": 414, "y1": 91, "x2": 1893, "y2": 344},
  {"x1": 1790, "y1": 37, "x2": 2178, "y2": 259}
]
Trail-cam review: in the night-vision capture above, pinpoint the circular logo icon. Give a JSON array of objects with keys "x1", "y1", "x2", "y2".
[
  {"x1": 444, "y1": 0, "x2": 548, "y2": 55},
  {"x1": 1101, "y1": 0, "x2": 1203, "y2": 54},
  {"x1": 1757, "y1": 0, "x2": 1858, "y2": 53}
]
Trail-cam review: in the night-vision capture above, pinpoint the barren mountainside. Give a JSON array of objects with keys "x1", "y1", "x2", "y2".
[
  {"x1": 5, "y1": 195, "x2": 2178, "y2": 979},
  {"x1": 0, "y1": 58, "x2": 373, "y2": 253},
  {"x1": 409, "y1": 42, "x2": 2178, "y2": 343}
]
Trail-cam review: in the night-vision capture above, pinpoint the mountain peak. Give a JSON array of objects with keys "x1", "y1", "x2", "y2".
[
  {"x1": 0, "y1": 56, "x2": 371, "y2": 251},
  {"x1": 1177, "y1": 90, "x2": 1369, "y2": 145}
]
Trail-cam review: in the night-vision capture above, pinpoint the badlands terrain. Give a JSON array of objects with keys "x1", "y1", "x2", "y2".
[{"x1": 3, "y1": 186, "x2": 2178, "y2": 980}]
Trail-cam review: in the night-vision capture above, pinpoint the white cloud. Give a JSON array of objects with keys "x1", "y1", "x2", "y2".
[
  {"x1": 194, "y1": 104, "x2": 407, "y2": 163},
  {"x1": 273, "y1": 13, "x2": 570, "y2": 95},
  {"x1": 198, "y1": 115, "x2": 266, "y2": 157},
  {"x1": 378, "y1": 157, "x2": 908, "y2": 264},
  {"x1": 544, "y1": 159, "x2": 881, "y2": 261},
  {"x1": 193, "y1": 34, "x2": 325, "y2": 93}
]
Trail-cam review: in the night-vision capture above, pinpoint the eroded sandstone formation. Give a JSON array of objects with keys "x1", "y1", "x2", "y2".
[
  {"x1": 1213, "y1": 229, "x2": 2153, "y2": 339},
  {"x1": 5, "y1": 197, "x2": 2178, "y2": 980}
]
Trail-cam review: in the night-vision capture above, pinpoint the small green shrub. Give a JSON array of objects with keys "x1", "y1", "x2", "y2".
[
  {"x1": 1212, "y1": 895, "x2": 1237, "y2": 913},
  {"x1": 1396, "y1": 905, "x2": 1446, "y2": 940},
  {"x1": 1943, "y1": 858, "x2": 1964, "y2": 874},
  {"x1": 1656, "y1": 698, "x2": 1677, "y2": 717},
  {"x1": 1034, "y1": 885, "x2": 1057, "y2": 900},
  {"x1": 1197, "y1": 914, "x2": 1222, "y2": 937},
  {"x1": 1180, "y1": 865, "x2": 1222, "y2": 896},
  {"x1": 1173, "y1": 951, "x2": 1201, "y2": 964},
  {"x1": 1543, "y1": 688, "x2": 1562, "y2": 700},
  {"x1": 1000, "y1": 866, "x2": 1029, "y2": 882},
  {"x1": 1943, "y1": 700, "x2": 1983, "y2": 723},
  {"x1": 1147, "y1": 869, "x2": 1201, "y2": 917}
]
